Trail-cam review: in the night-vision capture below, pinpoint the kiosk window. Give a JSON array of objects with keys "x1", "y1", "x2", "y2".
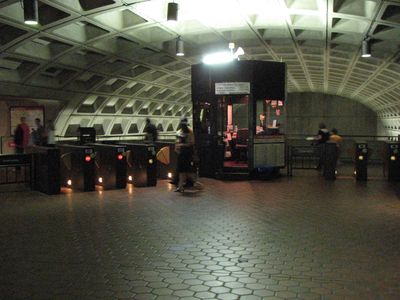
[{"x1": 256, "y1": 99, "x2": 284, "y2": 135}]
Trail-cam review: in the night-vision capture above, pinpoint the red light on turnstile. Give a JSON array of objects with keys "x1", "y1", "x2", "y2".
[
  {"x1": 117, "y1": 154, "x2": 124, "y2": 160},
  {"x1": 85, "y1": 155, "x2": 91, "y2": 162}
]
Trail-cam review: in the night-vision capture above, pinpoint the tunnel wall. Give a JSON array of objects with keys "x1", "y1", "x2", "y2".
[{"x1": 285, "y1": 92, "x2": 377, "y2": 137}]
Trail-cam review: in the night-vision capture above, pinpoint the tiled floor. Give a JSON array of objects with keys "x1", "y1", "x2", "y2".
[{"x1": 1, "y1": 171, "x2": 400, "y2": 299}]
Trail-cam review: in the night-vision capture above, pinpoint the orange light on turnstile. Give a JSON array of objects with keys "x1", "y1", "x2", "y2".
[
  {"x1": 85, "y1": 155, "x2": 91, "y2": 162},
  {"x1": 67, "y1": 179, "x2": 72, "y2": 186},
  {"x1": 98, "y1": 177, "x2": 103, "y2": 183},
  {"x1": 167, "y1": 172, "x2": 172, "y2": 179},
  {"x1": 117, "y1": 154, "x2": 124, "y2": 160},
  {"x1": 391, "y1": 155, "x2": 396, "y2": 161},
  {"x1": 358, "y1": 155, "x2": 364, "y2": 160}
]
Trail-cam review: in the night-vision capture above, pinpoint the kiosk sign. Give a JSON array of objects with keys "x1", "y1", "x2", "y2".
[{"x1": 215, "y1": 82, "x2": 250, "y2": 95}]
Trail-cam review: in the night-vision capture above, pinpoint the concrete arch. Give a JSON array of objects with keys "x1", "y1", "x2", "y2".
[{"x1": 0, "y1": 0, "x2": 399, "y2": 138}]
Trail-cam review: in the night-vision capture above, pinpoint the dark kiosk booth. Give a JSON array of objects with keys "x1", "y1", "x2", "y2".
[{"x1": 192, "y1": 60, "x2": 286, "y2": 179}]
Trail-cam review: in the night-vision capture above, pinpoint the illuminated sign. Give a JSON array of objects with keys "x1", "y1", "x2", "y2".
[{"x1": 215, "y1": 82, "x2": 250, "y2": 95}]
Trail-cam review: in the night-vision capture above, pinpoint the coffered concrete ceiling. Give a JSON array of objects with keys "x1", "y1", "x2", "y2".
[{"x1": 0, "y1": 0, "x2": 399, "y2": 136}]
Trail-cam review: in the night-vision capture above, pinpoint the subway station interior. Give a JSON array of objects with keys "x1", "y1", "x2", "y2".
[{"x1": 1, "y1": 0, "x2": 400, "y2": 299}]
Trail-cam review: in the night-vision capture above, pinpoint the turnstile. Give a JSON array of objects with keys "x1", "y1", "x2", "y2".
[
  {"x1": 122, "y1": 143, "x2": 157, "y2": 187},
  {"x1": 58, "y1": 144, "x2": 96, "y2": 191},
  {"x1": 385, "y1": 142, "x2": 400, "y2": 181},
  {"x1": 355, "y1": 141, "x2": 368, "y2": 181},
  {"x1": 32, "y1": 146, "x2": 60, "y2": 194},
  {"x1": 155, "y1": 142, "x2": 177, "y2": 180},
  {"x1": 87, "y1": 143, "x2": 127, "y2": 189}
]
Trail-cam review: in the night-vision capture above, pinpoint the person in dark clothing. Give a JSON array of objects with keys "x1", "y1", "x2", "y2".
[
  {"x1": 144, "y1": 118, "x2": 158, "y2": 143},
  {"x1": 315, "y1": 123, "x2": 330, "y2": 169},
  {"x1": 14, "y1": 117, "x2": 30, "y2": 153},
  {"x1": 316, "y1": 122, "x2": 330, "y2": 144},
  {"x1": 32, "y1": 118, "x2": 45, "y2": 146},
  {"x1": 174, "y1": 118, "x2": 202, "y2": 192}
]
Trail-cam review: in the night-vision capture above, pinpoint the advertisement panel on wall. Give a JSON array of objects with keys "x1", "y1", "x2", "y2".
[{"x1": 10, "y1": 106, "x2": 44, "y2": 135}]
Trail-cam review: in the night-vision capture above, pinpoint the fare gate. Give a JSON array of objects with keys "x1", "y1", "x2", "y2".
[
  {"x1": 385, "y1": 142, "x2": 400, "y2": 181},
  {"x1": 355, "y1": 142, "x2": 368, "y2": 181},
  {"x1": 86, "y1": 143, "x2": 127, "y2": 189},
  {"x1": 122, "y1": 143, "x2": 157, "y2": 187},
  {"x1": 58, "y1": 144, "x2": 96, "y2": 191}
]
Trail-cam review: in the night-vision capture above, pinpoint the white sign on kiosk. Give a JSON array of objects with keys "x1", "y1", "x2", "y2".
[{"x1": 215, "y1": 82, "x2": 250, "y2": 95}]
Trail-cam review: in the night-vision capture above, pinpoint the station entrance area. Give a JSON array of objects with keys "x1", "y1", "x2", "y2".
[{"x1": 1, "y1": 175, "x2": 399, "y2": 299}]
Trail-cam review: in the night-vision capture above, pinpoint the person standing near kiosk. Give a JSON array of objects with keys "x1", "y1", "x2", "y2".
[
  {"x1": 14, "y1": 117, "x2": 30, "y2": 154},
  {"x1": 174, "y1": 118, "x2": 202, "y2": 192}
]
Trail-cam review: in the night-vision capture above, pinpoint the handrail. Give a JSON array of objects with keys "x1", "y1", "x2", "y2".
[{"x1": 286, "y1": 134, "x2": 397, "y2": 140}]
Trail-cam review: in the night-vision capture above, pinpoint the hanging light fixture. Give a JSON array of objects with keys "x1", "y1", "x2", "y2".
[
  {"x1": 176, "y1": 36, "x2": 184, "y2": 56},
  {"x1": 167, "y1": 2, "x2": 178, "y2": 22},
  {"x1": 23, "y1": 0, "x2": 39, "y2": 25},
  {"x1": 361, "y1": 39, "x2": 371, "y2": 58},
  {"x1": 202, "y1": 42, "x2": 245, "y2": 65}
]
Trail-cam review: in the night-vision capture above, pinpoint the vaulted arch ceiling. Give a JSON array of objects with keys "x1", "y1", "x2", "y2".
[{"x1": 0, "y1": 0, "x2": 399, "y2": 136}]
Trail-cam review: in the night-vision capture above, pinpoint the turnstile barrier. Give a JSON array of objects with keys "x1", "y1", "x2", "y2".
[
  {"x1": 58, "y1": 144, "x2": 96, "y2": 191},
  {"x1": 385, "y1": 142, "x2": 400, "y2": 181},
  {"x1": 122, "y1": 143, "x2": 157, "y2": 187},
  {"x1": 355, "y1": 141, "x2": 368, "y2": 181},
  {"x1": 87, "y1": 143, "x2": 127, "y2": 189},
  {"x1": 32, "y1": 146, "x2": 60, "y2": 194}
]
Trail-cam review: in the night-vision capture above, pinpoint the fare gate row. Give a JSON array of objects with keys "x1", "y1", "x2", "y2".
[
  {"x1": 58, "y1": 142, "x2": 177, "y2": 192},
  {"x1": 288, "y1": 141, "x2": 400, "y2": 181},
  {"x1": 2, "y1": 141, "x2": 400, "y2": 195},
  {"x1": 0, "y1": 142, "x2": 178, "y2": 195}
]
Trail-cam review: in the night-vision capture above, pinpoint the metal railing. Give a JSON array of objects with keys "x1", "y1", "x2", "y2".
[
  {"x1": 286, "y1": 134, "x2": 396, "y2": 164},
  {"x1": 0, "y1": 154, "x2": 32, "y2": 186},
  {"x1": 287, "y1": 145, "x2": 321, "y2": 176}
]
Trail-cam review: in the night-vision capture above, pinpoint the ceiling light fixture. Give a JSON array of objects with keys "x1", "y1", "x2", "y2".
[
  {"x1": 202, "y1": 43, "x2": 245, "y2": 65},
  {"x1": 361, "y1": 38, "x2": 371, "y2": 58},
  {"x1": 23, "y1": 0, "x2": 39, "y2": 25},
  {"x1": 167, "y1": 1, "x2": 178, "y2": 22},
  {"x1": 176, "y1": 36, "x2": 184, "y2": 56}
]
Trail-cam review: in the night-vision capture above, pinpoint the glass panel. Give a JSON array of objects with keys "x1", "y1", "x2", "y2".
[
  {"x1": 255, "y1": 99, "x2": 284, "y2": 136},
  {"x1": 223, "y1": 95, "x2": 249, "y2": 168}
]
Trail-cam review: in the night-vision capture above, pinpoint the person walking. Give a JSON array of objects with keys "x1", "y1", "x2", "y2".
[
  {"x1": 13, "y1": 117, "x2": 30, "y2": 154},
  {"x1": 144, "y1": 118, "x2": 158, "y2": 143},
  {"x1": 316, "y1": 122, "x2": 330, "y2": 144},
  {"x1": 174, "y1": 118, "x2": 201, "y2": 192}
]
